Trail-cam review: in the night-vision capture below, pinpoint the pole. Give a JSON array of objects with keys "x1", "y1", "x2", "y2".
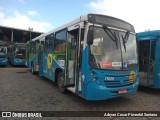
[
  {"x1": 28, "y1": 27, "x2": 33, "y2": 40},
  {"x1": 11, "y1": 29, "x2": 13, "y2": 42}
]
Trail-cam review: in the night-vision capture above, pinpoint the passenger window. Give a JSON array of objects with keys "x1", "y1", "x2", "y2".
[{"x1": 45, "y1": 34, "x2": 54, "y2": 53}]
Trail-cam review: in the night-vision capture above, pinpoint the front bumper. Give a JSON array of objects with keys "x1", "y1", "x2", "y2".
[{"x1": 85, "y1": 80, "x2": 139, "y2": 100}]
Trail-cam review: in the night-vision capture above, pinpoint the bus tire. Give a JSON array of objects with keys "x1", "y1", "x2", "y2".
[
  {"x1": 57, "y1": 72, "x2": 66, "y2": 93},
  {"x1": 31, "y1": 63, "x2": 36, "y2": 75}
]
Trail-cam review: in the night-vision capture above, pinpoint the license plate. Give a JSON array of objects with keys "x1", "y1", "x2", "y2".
[{"x1": 118, "y1": 89, "x2": 127, "y2": 94}]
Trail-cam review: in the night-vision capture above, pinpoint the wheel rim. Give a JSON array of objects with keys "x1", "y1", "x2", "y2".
[
  {"x1": 59, "y1": 77, "x2": 64, "y2": 87},
  {"x1": 58, "y1": 75, "x2": 65, "y2": 92}
]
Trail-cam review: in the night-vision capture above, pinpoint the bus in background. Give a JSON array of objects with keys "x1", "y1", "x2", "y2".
[
  {"x1": 8, "y1": 43, "x2": 26, "y2": 66},
  {"x1": 25, "y1": 40, "x2": 37, "y2": 69},
  {"x1": 25, "y1": 40, "x2": 42, "y2": 73},
  {"x1": 137, "y1": 30, "x2": 160, "y2": 89},
  {"x1": 0, "y1": 40, "x2": 8, "y2": 66},
  {"x1": 30, "y1": 13, "x2": 139, "y2": 100}
]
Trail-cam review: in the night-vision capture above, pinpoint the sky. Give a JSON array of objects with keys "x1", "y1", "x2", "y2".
[{"x1": 0, "y1": 0, "x2": 160, "y2": 33}]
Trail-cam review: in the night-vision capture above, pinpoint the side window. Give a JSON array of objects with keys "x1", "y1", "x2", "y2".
[
  {"x1": 48, "y1": 34, "x2": 54, "y2": 52},
  {"x1": 54, "y1": 30, "x2": 67, "y2": 53},
  {"x1": 45, "y1": 34, "x2": 54, "y2": 52}
]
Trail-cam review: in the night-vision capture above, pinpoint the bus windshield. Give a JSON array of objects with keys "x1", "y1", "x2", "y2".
[
  {"x1": 15, "y1": 46, "x2": 26, "y2": 59},
  {"x1": 89, "y1": 26, "x2": 138, "y2": 70},
  {"x1": 0, "y1": 46, "x2": 7, "y2": 57}
]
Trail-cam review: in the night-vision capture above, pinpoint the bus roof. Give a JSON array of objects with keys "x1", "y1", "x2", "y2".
[
  {"x1": 8, "y1": 43, "x2": 26, "y2": 47},
  {"x1": 137, "y1": 30, "x2": 160, "y2": 41},
  {"x1": 32, "y1": 14, "x2": 88, "y2": 41},
  {"x1": 32, "y1": 13, "x2": 134, "y2": 41}
]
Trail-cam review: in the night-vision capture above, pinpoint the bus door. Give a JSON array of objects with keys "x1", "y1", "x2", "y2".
[
  {"x1": 38, "y1": 40, "x2": 44, "y2": 75},
  {"x1": 139, "y1": 40, "x2": 156, "y2": 86},
  {"x1": 65, "y1": 27, "x2": 82, "y2": 94}
]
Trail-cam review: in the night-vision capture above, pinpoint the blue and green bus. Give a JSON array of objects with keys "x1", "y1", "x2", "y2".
[
  {"x1": 25, "y1": 40, "x2": 37, "y2": 68},
  {"x1": 8, "y1": 43, "x2": 26, "y2": 66},
  {"x1": 0, "y1": 40, "x2": 8, "y2": 66},
  {"x1": 28, "y1": 13, "x2": 139, "y2": 100},
  {"x1": 25, "y1": 40, "x2": 41, "y2": 73},
  {"x1": 137, "y1": 30, "x2": 160, "y2": 88}
]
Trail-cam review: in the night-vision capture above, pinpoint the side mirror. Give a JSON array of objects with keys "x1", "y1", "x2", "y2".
[{"x1": 87, "y1": 28, "x2": 94, "y2": 45}]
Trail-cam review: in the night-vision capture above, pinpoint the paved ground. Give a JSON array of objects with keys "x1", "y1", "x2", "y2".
[{"x1": 0, "y1": 64, "x2": 160, "y2": 120}]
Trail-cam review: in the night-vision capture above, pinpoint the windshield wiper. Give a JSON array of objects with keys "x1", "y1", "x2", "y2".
[
  {"x1": 121, "y1": 31, "x2": 130, "y2": 52},
  {"x1": 103, "y1": 25, "x2": 118, "y2": 49}
]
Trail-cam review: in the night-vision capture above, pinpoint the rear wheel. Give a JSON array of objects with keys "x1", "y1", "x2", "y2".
[{"x1": 57, "y1": 72, "x2": 66, "y2": 93}]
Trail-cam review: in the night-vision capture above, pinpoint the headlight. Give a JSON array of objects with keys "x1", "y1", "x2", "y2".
[{"x1": 90, "y1": 71, "x2": 94, "y2": 76}]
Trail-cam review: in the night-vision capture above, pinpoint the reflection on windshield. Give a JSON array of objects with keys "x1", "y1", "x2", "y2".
[
  {"x1": 103, "y1": 25, "x2": 119, "y2": 49},
  {"x1": 89, "y1": 26, "x2": 138, "y2": 70},
  {"x1": 120, "y1": 32, "x2": 138, "y2": 69}
]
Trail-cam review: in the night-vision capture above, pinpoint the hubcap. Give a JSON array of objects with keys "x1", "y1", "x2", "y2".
[{"x1": 59, "y1": 77, "x2": 64, "y2": 87}]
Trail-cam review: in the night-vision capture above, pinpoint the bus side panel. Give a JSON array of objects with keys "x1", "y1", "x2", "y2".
[
  {"x1": 34, "y1": 53, "x2": 39, "y2": 71},
  {"x1": 81, "y1": 46, "x2": 88, "y2": 99},
  {"x1": 30, "y1": 54, "x2": 36, "y2": 68},
  {"x1": 154, "y1": 39, "x2": 160, "y2": 88},
  {"x1": 28, "y1": 54, "x2": 36, "y2": 69},
  {"x1": 42, "y1": 53, "x2": 64, "y2": 81},
  {"x1": 42, "y1": 53, "x2": 53, "y2": 80}
]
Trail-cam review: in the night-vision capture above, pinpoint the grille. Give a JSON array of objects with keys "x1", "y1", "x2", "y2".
[{"x1": 104, "y1": 78, "x2": 135, "y2": 88}]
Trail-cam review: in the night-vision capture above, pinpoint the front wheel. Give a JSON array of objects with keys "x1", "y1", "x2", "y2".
[{"x1": 57, "y1": 72, "x2": 66, "y2": 93}]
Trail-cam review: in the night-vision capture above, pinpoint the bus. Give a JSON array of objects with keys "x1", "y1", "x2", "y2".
[
  {"x1": 8, "y1": 43, "x2": 26, "y2": 66},
  {"x1": 28, "y1": 13, "x2": 139, "y2": 100},
  {"x1": 0, "y1": 40, "x2": 8, "y2": 66},
  {"x1": 25, "y1": 40, "x2": 37, "y2": 68},
  {"x1": 137, "y1": 30, "x2": 160, "y2": 88}
]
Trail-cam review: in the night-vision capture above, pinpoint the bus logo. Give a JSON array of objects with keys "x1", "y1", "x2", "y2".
[
  {"x1": 129, "y1": 70, "x2": 136, "y2": 83},
  {"x1": 47, "y1": 54, "x2": 53, "y2": 69},
  {"x1": 105, "y1": 77, "x2": 114, "y2": 81}
]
